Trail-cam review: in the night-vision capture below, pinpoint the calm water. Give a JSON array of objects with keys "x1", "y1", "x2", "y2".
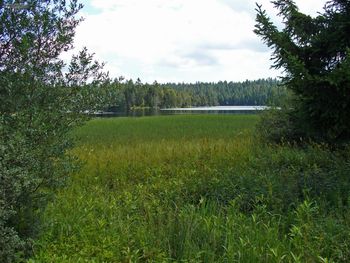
[
  {"x1": 93, "y1": 106, "x2": 270, "y2": 117},
  {"x1": 162, "y1": 106, "x2": 269, "y2": 111}
]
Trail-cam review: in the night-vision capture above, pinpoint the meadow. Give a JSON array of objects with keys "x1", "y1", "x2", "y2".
[{"x1": 30, "y1": 114, "x2": 350, "y2": 262}]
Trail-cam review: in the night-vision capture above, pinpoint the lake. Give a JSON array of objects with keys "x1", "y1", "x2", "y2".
[
  {"x1": 94, "y1": 106, "x2": 271, "y2": 117},
  {"x1": 162, "y1": 106, "x2": 269, "y2": 111}
]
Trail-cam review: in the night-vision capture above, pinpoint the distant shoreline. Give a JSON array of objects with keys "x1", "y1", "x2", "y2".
[{"x1": 160, "y1": 106, "x2": 272, "y2": 111}]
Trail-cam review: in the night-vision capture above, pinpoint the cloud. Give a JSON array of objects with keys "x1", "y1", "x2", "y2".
[
  {"x1": 159, "y1": 49, "x2": 218, "y2": 69},
  {"x1": 219, "y1": 0, "x2": 327, "y2": 16},
  {"x1": 71, "y1": 0, "x2": 327, "y2": 83},
  {"x1": 219, "y1": 0, "x2": 256, "y2": 14},
  {"x1": 235, "y1": 39, "x2": 270, "y2": 53},
  {"x1": 199, "y1": 38, "x2": 269, "y2": 53},
  {"x1": 184, "y1": 51, "x2": 218, "y2": 66}
]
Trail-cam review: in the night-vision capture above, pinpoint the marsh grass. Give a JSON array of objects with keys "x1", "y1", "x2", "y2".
[{"x1": 30, "y1": 115, "x2": 350, "y2": 262}]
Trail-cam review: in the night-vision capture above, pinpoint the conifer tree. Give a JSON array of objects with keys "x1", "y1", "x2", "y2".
[{"x1": 255, "y1": 0, "x2": 350, "y2": 142}]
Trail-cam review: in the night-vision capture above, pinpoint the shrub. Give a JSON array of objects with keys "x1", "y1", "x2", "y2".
[{"x1": 0, "y1": 1, "x2": 111, "y2": 261}]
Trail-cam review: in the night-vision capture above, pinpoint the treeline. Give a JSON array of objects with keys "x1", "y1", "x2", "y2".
[
  {"x1": 108, "y1": 78, "x2": 287, "y2": 111},
  {"x1": 166, "y1": 78, "x2": 286, "y2": 106}
]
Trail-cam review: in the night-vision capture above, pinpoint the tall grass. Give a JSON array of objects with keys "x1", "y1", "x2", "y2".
[{"x1": 30, "y1": 114, "x2": 350, "y2": 262}]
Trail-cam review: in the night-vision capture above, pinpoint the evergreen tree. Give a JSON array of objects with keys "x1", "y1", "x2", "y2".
[{"x1": 255, "y1": 0, "x2": 350, "y2": 142}]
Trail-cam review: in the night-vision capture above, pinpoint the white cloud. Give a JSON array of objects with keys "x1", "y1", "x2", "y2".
[{"x1": 73, "y1": 0, "x2": 327, "y2": 83}]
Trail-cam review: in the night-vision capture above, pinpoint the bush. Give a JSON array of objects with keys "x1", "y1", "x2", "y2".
[{"x1": 0, "y1": 1, "x2": 111, "y2": 261}]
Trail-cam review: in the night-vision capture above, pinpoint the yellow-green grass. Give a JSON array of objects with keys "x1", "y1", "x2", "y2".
[
  {"x1": 30, "y1": 114, "x2": 350, "y2": 262},
  {"x1": 72, "y1": 114, "x2": 258, "y2": 145}
]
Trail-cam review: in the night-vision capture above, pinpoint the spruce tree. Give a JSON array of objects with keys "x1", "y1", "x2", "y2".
[{"x1": 255, "y1": 0, "x2": 350, "y2": 142}]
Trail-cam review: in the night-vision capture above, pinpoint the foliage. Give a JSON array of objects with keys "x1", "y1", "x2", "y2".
[
  {"x1": 107, "y1": 78, "x2": 287, "y2": 112},
  {"x1": 255, "y1": 0, "x2": 350, "y2": 142},
  {"x1": 256, "y1": 91, "x2": 306, "y2": 143},
  {"x1": 165, "y1": 78, "x2": 286, "y2": 107},
  {"x1": 30, "y1": 115, "x2": 350, "y2": 262},
  {"x1": 0, "y1": 1, "x2": 111, "y2": 261}
]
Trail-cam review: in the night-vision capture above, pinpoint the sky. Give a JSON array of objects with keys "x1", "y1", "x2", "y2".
[{"x1": 70, "y1": 0, "x2": 328, "y2": 83}]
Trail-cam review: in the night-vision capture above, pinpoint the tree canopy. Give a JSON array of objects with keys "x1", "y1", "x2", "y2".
[
  {"x1": 255, "y1": 0, "x2": 350, "y2": 142},
  {"x1": 107, "y1": 78, "x2": 286, "y2": 112}
]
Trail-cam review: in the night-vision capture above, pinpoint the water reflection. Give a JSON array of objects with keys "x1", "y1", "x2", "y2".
[{"x1": 93, "y1": 106, "x2": 270, "y2": 117}]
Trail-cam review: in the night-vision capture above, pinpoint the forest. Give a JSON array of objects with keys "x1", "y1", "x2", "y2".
[{"x1": 108, "y1": 78, "x2": 287, "y2": 111}]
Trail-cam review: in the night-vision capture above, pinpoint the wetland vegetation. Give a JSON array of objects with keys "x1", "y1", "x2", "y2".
[{"x1": 30, "y1": 115, "x2": 350, "y2": 262}]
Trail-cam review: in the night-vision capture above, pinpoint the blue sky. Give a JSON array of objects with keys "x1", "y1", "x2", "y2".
[{"x1": 69, "y1": 0, "x2": 328, "y2": 83}]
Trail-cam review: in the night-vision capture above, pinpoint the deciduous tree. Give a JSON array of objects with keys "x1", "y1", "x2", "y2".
[{"x1": 0, "y1": 1, "x2": 111, "y2": 261}]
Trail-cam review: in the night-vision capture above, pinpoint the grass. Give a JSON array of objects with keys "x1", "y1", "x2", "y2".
[
  {"x1": 30, "y1": 114, "x2": 350, "y2": 262},
  {"x1": 72, "y1": 114, "x2": 257, "y2": 145}
]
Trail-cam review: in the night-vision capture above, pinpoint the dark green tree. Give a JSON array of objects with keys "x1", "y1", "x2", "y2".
[
  {"x1": 255, "y1": 0, "x2": 350, "y2": 142},
  {"x1": 0, "y1": 1, "x2": 111, "y2": 261}
]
